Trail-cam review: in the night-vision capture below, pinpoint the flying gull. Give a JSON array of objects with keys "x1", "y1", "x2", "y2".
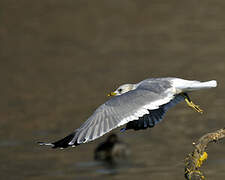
[{"x1": 38, "y1": 77, "x2": 217, "y2": 149}]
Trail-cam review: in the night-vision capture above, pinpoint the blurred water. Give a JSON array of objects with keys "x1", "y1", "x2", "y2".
[{"x1": 1, "y1": 0, "x2": 225, "y2": 179}]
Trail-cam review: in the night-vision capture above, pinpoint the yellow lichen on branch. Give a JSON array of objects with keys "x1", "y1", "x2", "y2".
[{"x1": 184, "y1": 128, "x2": 225, "y2": 180}]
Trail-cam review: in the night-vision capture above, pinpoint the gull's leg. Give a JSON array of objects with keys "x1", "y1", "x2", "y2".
[{"x1": 182, "y1": 93, "x2": 203, "y2": 113}]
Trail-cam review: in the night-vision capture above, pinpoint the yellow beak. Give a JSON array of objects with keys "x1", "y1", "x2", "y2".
[{"x1": 107, "y1": 92, "x2": 117, "y2": 97}]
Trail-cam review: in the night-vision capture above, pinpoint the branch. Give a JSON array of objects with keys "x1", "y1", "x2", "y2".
[{"x1": 184, "y1": 128, "x2": 225, "y2": 180}]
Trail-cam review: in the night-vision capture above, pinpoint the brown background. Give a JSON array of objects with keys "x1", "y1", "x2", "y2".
[{"x1": 1, "y1": 0, "x2": 225, "y2": 179}]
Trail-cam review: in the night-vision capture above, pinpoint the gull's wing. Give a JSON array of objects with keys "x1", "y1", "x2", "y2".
[
  {"x1": 123, "y1": 94, "x2": 185, "y2": 131},
  {"x1": 39, "y1": 80, "x2": 178, "y2": 148}
]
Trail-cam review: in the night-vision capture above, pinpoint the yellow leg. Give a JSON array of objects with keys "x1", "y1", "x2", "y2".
[{"x1": 184, "y1": 98, "x2": 203, "y2": 113}]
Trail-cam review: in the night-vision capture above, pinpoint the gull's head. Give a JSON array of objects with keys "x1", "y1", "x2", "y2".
[{"x1": 108, "y1": 84, "x2": 135, "y2": 96}]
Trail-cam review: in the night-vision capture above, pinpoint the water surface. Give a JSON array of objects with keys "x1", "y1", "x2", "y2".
[{"x1": 1, "y1": 0, "x2": 225, "y2": 179}]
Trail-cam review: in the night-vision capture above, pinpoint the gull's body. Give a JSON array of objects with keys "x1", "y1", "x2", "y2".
[{"x1": 39, "y1": 77, "x2": 217, "y2": 149}]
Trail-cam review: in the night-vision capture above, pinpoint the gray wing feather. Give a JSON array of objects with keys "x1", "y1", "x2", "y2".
[
  {"x1": 41, "y1": 79, "x2": 176, "y2": 148},
  {"x1": 68, "y1": 80, "x2": 174, "y2": 145}
]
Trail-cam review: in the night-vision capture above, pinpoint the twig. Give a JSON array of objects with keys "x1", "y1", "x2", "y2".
[{"x1": 184, "y1": 128, "x2": 225, "y2": 180}]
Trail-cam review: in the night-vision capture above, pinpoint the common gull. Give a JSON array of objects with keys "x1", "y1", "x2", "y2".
[{"x1": 38, "y1": 77, "x2": 217, "y2": 149}]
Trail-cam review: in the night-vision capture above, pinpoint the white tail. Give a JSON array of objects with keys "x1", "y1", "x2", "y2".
[
  {"x1": 196, "y1": 80, "x2": 217, "y2": 89},
  {"x1": 172, "y1": 78, "x2": 217, "y2": 92}
]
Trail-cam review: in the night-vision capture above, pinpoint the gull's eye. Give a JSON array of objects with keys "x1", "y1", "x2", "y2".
[{"x1": 118, "y1": 89, "x2": 122, "y2": 93}]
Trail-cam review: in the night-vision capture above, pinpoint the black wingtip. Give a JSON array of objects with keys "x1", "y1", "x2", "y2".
[
  {"x1": 38, "y1": 132, "x2": 80, "y2": 149},
  {"x1": 38, "y1": 142, "x2": 55, "y2": 147},
  {"x1": 52, "y1": 132, "x2": 78, "y2": 148}
]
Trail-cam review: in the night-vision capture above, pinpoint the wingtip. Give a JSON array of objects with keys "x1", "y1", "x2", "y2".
[{"x1": 38, "y1": 142, "x2": 55, "y2": 147}]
